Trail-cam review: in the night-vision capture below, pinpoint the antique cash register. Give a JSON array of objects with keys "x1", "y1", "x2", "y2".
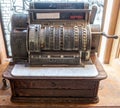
[{"x1": 3, "y1": 2, "x2": 117, "y2": 103}]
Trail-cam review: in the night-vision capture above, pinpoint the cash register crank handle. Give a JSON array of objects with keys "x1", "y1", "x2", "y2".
[{"x1": 91, "y1": 32, "x2": 118, "y2": 39}]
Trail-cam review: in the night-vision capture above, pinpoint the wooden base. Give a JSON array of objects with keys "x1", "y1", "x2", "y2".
[
  {"x1": 8, "y1": 78, "x2": 100, "y2": 103},
  {"x1": 11, "y1": 96, "x2": 99, "y2": 103},
  {"x1": 3, "y1": 55, "x2": 107, "y2": 104}
]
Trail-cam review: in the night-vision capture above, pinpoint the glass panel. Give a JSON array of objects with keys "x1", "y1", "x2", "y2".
[{"x1": 0, "y1": 0, "x2": 104, "y2": 57}]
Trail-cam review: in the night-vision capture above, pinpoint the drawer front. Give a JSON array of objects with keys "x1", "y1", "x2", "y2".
[
  {"x1": 13, "y1": 79, "x2": 98, "y2": 90},
  {"x1": 14, "y1": 88, "x2": 96, "y2": 97}
]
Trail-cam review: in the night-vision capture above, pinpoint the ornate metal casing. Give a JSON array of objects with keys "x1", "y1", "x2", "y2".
[{"x1": 11, "y1": 2, "x2": 101, "y2": 66}]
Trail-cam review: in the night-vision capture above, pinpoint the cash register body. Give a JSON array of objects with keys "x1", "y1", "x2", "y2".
[{"x1": 3, "y1": 2, "x2": 107, "y2": 103}]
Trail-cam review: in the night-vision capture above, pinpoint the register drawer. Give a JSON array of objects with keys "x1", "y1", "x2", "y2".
[
  {"x1": 14, "y1": 88, "x2": 96, "y2": 97},
  {"x1": 12, "y1": 79, "x2": 98, "y2": 89}
]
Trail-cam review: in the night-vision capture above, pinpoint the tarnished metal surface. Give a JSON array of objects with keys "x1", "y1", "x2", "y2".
[
  {"x1": 10, "y1": 2, "x2": 102, "y2": 66},
  {"x1": 11, "y1": 14, "x2": 28, "y2": 30},
  {"x1": 28, "y1": 25, "x2": 90, "y2": 51}
]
